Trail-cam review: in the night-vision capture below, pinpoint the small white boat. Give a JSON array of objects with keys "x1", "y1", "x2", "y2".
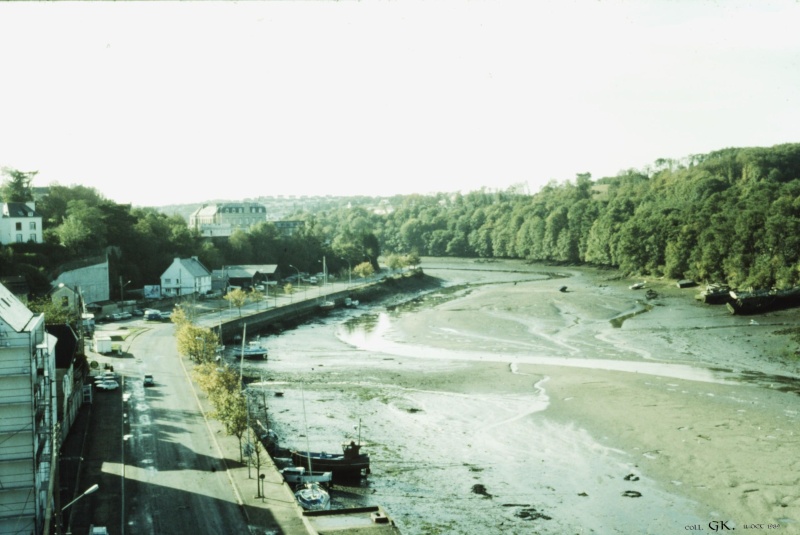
[
  {"x1": 319, "y1": 301, "x2": 335, "y2": 311},
  {"x1": 629, "y1": 282, "x2": 646, "y2": 290},
  {"x1": 295, "y1": 482, "x2": 331, "y2": 511},
  {"x1": 281, "y1": 466, "x2": 333, "y2": 485}
]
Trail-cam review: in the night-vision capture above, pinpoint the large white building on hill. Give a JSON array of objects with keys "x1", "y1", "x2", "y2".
[{"x1": 189, "y1": 202, "x2": 267, "y2": 237}]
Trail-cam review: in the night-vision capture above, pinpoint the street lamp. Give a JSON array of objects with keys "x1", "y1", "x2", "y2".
[
  {"x1": 345, "y1": 259, "x2": 352, "y2": 287},
  {"x1": 62, "y1": 483, "x2": 99, "y2": 511},
  {"x1": 119, "y1": 278, "x2": 131, "y2": 302},
  {"x1": 288, "y1": 264, "x2": 301, "y2": 295},
  {"x1": 59, "y1": 484, "x2": 99, "y2": 534}
]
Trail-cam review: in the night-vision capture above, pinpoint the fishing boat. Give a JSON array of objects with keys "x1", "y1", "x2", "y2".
[
  {"x1": 280, "y1": 466, "x2": 333, "y2": 486},
  {"x1": 294, "y1": 482, "x2": 331, "y2": 511},
  {"x1": 291, "y1": 440, "x2": 371, "y2": 480}
]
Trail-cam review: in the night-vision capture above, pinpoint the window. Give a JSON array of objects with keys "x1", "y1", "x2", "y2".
[
  {"x1": 15, "y1": 222, "x2": 22, "y2": 231},
  {"x1": 30, "y1": 222, "x2": 36, "y2": 230},
  {"x1": 61, "y1": 296, "x2": 69, "y2": 308},
  {"x1": 165, "y1": 278, "x2": 171, "y2": 284},
  {"x1": 16, "y1": 234, "x2": 23, "y2": 243}
]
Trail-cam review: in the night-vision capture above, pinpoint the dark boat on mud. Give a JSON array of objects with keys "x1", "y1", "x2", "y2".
[
  {"x1": 726, "y1": 287, "x2": 800, "y2": 315},
  {"x1": 696, "y1": 284, "x2": 732, "y2": 305},
  {"x1": 291, "y1": 441, "x2": 370, "y2": 480}
]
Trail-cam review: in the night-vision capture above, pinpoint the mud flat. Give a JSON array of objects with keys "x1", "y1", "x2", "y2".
[{"x1": 256, "y1": 258, "x2": 800, "y2": 534}]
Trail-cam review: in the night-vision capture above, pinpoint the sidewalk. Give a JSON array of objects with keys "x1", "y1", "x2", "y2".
[{"x1": 181, "y1": 356, "x2": 311, "y2": 535}]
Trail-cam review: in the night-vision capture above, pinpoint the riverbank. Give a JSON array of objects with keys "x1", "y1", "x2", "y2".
[{"x1": 253, "y1": 257, "x2": 800, "y2": 534}]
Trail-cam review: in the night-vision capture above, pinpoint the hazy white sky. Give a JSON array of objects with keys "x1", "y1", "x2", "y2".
[{"x1": 1, "y1": 1, "x2": 799, "y2": 207}]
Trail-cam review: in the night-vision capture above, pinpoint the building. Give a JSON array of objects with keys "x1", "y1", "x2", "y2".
[
  {"x1": 160, "y1": 257, "x2": 212, "y2": 297},
  {"x1": 189, "y1": 202, "x2": 268, "y2": 237},
  {"x1": 0, "y1": 202, "x2": 43, "y2": 245},
  {"x1": 0, "y1": 283, "x2": 57, "y2": 535},
  {"x1": 52, "y1": 256, "x2": 110, "y2": 306},
  {"x1": 216, "y1": 265, "x2": 278, "y2": 291},
  {"x1": 273, "y1": 220, "x2": 305, "y2": 237}
]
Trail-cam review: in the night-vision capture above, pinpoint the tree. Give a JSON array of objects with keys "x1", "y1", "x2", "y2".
[
  {"x1": 213, "y1": 391, "x2": 249, "y2": 462},
  {"x1": 353, "y1": 261, "x2": 374, "y2": 279},
  {"x1": 249, "y1": 288, "x2": 265, "y2": 311},
  {"x1": 0, "y1": 168, "x2": 36, "y2": 203},
  {"x1": 224, "y1": 288, "x2": 248, "y2": 317}
]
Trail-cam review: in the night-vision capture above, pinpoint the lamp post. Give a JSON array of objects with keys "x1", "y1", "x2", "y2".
[
  {"x1": 288, "y1": 264, "x2": 301, "y2": 299},
  {"x1": 119, "y1": 278, "x2": 131, "y2": 302},
  {"x1": 59, "y1": 483, "x2": 99, "y2": 534}
]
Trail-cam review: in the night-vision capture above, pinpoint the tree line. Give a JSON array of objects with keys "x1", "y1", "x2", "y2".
[
  {"x1": 310, "y1": 143, "x2": 800, "y2": 290},
  {"x1": 3, "y1": 142, "x2": 800, "y2": 297}
]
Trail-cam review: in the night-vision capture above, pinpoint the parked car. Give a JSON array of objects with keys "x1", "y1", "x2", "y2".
[
  {"x1": 96, "y1": 380, "x2": 119, "y2": 391},
  {"x1": 308, "y1": 276, "x2": 318, "y2": 284},
  {"x1": 144, "y1": 309, "x2": 162, "y2": 321},
  {"x1": 144, "y1": 374, "x2": 155, "y2": 386}
]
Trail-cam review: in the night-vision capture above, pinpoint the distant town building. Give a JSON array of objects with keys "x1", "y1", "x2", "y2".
[
  {"x1": 273, "y1": 220, "x2": 305, "y2": 237},
  {"x1": 0, "y1": 202, "x2": 43, "y2": 244},
  {"x1": 189, "y1": 202, "x2": 268, "y2": 237},
  {"x1": 0, "y1": 282, "x2": 57, "y2": 534}
]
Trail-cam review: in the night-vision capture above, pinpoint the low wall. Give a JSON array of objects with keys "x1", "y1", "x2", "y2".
[{"x1": 214, "y1": 289, "x2": 354, "y2": 343}]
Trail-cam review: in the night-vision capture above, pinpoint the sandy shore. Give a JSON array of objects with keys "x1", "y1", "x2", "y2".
[
  {"x1": 394, "y1": 258, "x2": 800, "y2": 530},
  {"x1": 260, "y1": 257, "x2": 800, "y2": 533}
]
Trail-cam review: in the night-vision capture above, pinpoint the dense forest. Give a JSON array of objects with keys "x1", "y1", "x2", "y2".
[{"x1": 2, "y1": 143, "x2": 800, "y2": 297}]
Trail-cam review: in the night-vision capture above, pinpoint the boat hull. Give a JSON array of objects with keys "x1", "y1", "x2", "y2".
[{"x1": 291, "y1": 450, "x2": 370, "y2": 480}]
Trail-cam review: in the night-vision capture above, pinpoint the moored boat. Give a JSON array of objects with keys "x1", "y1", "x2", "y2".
[
  {"x1": 292, "y1": 440, "x2": 371, "y2": 480},
  {"x1": 696, "y1": 283, "x2": 732, "y2": 304},
  {"x1": 280, "y1": 466, "x2": 333, "y2": 486},
  {"x1": 727, "y1": 287, "x2": 800, "y2": 315},
  {"x1": 319, "y1": 300, "x2": 335, "y2": 311},
  {"x1": 294, "y1": 482, "x2": 331, "y2": 511}
]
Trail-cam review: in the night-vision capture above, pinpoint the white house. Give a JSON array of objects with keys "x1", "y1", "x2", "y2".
[
  {"x1": 0, "y1": 283, "x2": 57, "y2": 534},
  {"x1": 160, "y1": 257, "x2": 212, "y2": 297},
  {"x1": 0, "y1": 202, "x2": 43, "y2": 245}
]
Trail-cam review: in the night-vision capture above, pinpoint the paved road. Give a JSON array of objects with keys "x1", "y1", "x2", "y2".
[{"x1": 122, "y1": 322, "x2": 251, "y2": 534}]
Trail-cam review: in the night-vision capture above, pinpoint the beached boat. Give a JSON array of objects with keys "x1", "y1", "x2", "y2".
[
  {"x1": 696, "y1": 284, "x2": 731, "y2": 305},
  {"x1": 629, "y1": 282, "x2": 646, "y2": 290},
  {"x1": 727, "y1": 287, "x2": 800, "y2": 315},
  {"x1": 240, "y1": 340, "x2": 268, "y2": 359},
  {"x1": 294, "y1": 482, "x2": 331, "y2": 511},
  {"x1": 319, "y1": 300, "x2": 335, "y2": 311},
  {"x1": 291, "y1": 440, "x2": 371, "y2": 480},
  {"x1": 280, "y1": 466, "x2": 333, "y2": 486}
]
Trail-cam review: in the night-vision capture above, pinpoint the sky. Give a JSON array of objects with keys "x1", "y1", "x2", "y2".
[{"x1": 1, "y1": 1, "x2": 799, "y2": 208}]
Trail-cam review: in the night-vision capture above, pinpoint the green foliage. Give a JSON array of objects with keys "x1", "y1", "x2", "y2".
[
  {"x1": 224, "y1": 288, "x2": 248, "y2": 316},
  {"x1": 353, "y1": 261, "x2": 374, "y2": 279},
  {"x1": 27, "y1": 297, "x2": 80, "y2": 327},
  {"x1": 1, "y1": 168, "x2": 36, "y2": 203}
]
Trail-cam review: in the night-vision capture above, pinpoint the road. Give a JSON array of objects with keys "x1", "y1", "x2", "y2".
[{"x1": 120, "y1": 321, "x2": 251, "y2": 534}]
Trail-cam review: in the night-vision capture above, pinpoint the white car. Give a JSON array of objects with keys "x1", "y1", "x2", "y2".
[
  {"x1": 144, "y1": 374, "x2": 155, "y2": 386},
  {"x1": 96, "y1": 380, "x2": 119, "y2": 391}
]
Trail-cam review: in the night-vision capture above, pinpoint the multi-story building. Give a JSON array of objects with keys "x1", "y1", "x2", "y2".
[
  {"x1": 0, "y1": 283, "x2": 57, "y2": 534},
  {"x1": 0, "y1": 202, "x2": 43, "y2": 245},
  {"x1": 188, "y1": 202, "x2": 267, "y2": 237},
  {"x1": 160, "y1": 257, "x2": 212, "y2": 297}
]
